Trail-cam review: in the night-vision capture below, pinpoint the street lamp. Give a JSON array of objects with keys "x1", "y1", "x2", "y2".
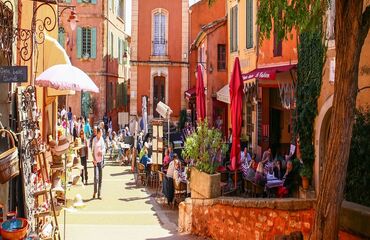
[{"x1": 67, "y1": 10, "x2": 79, "y2": 31}]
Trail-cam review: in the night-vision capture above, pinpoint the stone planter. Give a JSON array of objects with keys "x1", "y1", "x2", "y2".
[{"x1": 190, "y1": 167, "x2": 221, "y2": 199}]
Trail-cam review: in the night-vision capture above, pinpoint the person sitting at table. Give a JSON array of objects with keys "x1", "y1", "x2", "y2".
[
  {"x1": 261, "y1": 147, "x2": 273, "y2": 164},
  {"x1": 140, "y1": 143, "x2": 151, "y2": 167},
  {"x1": 162, "y1": 148, "x2": 171, "y2": 173},
  {"x1": 255, "y1": 162, "x2": 266, "y2": 186},
  {"x1": 283, "y1": 160, "x2": 299, "y2": 196},
  {"x1": 240, "y1": 147, "x2": 251, "y2": 166},
  {"x1": 248, "y1": 154, "x2": 258, "y2": 170},
  {"x1": 273, "y1": 159, "x2": 285, "y2": 180}
]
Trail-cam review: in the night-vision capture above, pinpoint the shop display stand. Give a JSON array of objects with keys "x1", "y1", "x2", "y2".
[{"x1": 34, "y1": 150, "x2": 61, "y2": 240}]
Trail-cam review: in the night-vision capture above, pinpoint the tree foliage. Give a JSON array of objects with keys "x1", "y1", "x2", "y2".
[
  {"x1": 345, "y1": 108, "x2": 370, "y2": 207},
  {"x1": 257, "y1": 0, "x2": 328, "y2": 42}
]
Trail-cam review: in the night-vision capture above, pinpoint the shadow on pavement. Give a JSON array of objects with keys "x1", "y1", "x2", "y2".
[{"x1": 118, "y1": 196, "x2": 150, "y2": 202}]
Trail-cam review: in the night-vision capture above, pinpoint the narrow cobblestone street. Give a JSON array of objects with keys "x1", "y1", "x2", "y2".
[{"x1": 57, "y1": 159, "x2": 197, "y2": 240}]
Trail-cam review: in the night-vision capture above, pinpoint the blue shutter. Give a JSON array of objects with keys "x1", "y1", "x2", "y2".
[
  {"x1": 77, "y1": 27, "x2": 82, "y2": 58},
  {"x1": 77, "y1": 0, "x2": 82, "y2": 3},
  {"x1": 91, "y1": 28, "x2": 97, "y2": 59},
  {"x1": 91, "y1": 0, "x2": 97, "y2": 4},
  {"x1": 65, "y1": 0, "x2": 71, "y2": 3}
]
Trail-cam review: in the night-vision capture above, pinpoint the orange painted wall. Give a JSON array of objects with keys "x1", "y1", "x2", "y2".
[
  {"x1": 135, "y1": 0, "x2": 186, "y2": 117},
  {"x1": 258, "y1": 29, "x2": 298, "y2": 66},
  {"x1": 137, "y1": 0, "x2": 183, "y2": 62},
  {"x1": 60, "y1": 0, "x2": 107, "y2": 122},
  {"x1": 189, "y1": 0, "x2": 226, "y2": 88}
]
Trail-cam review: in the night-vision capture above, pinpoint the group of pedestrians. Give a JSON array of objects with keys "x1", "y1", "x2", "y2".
[{"x1": 58, "y1": 106, "x2": 109, "y2": 200}]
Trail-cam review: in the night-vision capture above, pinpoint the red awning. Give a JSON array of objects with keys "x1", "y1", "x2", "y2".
[
  {"x1": 185, "y1": 87, "x2": 196, "y2": 99},
  {"x1": 242, "y1": 64, "x2": 296, "y2": 81}
]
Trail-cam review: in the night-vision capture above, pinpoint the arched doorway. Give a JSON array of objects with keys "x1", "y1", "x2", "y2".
[{"x1": 153, "y1": 76, "x2": 165, "y2": 117}]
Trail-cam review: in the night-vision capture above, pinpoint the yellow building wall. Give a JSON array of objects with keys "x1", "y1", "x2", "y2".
[
  {"x1": 19, "y1": 2, "x2": 68, "y2": 141},
  {"x1": 227, "y1": 0, "x2": 258, "y2": 150}
]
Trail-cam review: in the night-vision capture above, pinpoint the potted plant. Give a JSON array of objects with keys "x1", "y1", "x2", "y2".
[
  {"x1": 182, "y1": 120, "x2": 228, "y2": 199},
  {"x1": 299, "y1": 164, "x2": 312, "y2": 190}
]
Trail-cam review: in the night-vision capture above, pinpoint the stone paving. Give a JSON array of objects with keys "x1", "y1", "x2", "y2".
[{"x1": 57, "y1": 159, "x2": 202, "y2": 240}]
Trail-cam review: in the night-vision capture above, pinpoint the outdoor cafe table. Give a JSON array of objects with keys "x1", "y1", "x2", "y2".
[{"x1": 266, "y1": 174, "x2": 284, "y2": 197}]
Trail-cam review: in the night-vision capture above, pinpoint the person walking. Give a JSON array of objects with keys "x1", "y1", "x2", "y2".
[
  {"x1": 79, "y1": 130, "x2": 89, "y2": 185},
  {"x1": 84, "y1": 118, "x2": 92, "y2": 139},
  {"x1": 92, "y1": 128, "x2": 105, "y2": 199}
]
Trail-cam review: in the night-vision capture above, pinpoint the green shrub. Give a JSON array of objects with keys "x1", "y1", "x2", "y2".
[
  {"x1": 345, "y1": 108, "x2": 370, "y2": 207},
  {"x1": 182, "y1": 120, "x2": 228, "y2": 174}
]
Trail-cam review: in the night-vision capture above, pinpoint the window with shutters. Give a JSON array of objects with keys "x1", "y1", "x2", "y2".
[
  {"x1": 78, "y1": 0, "x2": 96, "y2": 4},
  {"x1": 117, "y1": 0, "x2": 125, "y2": 20},
  {"x1": 217, "y1": 44, "x2": 226, "y2": 71},
  {"x1": 230, "y1": 5, "x2": 238, "y2": 52},
  {"x1": 77, "y1": 27, "x2": 96, "y2": 59},
  {"x1": 82, "y1": 28, "x2": 91, "y2": 58},
  {"x1": 152, "y1": 9, "x2": 168, "y2": 56},
  {"x1": 246, "y1": 0, "x2": 253, "y2": 49}
]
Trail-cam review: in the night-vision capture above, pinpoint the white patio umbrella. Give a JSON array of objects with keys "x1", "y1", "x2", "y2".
[{"x1": 35, "y1": 64, "x2": 99, "y2": 93}]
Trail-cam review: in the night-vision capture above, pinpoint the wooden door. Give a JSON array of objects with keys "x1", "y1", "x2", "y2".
[{"x1": 153, "y1": 76, "x2": 165, "y2": 118}]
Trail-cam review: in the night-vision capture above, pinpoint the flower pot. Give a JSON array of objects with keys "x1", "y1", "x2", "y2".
[
  {"x1": 190, "y1": 167, "x2": 221, "y2": 199},
  {"x1": 301, "y1": 176, "x2": 309, "y2": 190}
]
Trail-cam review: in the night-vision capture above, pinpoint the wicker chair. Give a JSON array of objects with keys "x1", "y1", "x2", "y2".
[
  {"x1": 157, "y1": 171, "x2": 165, "y2": 196},
  {"x1": 136, "y1": 163, "x2": 147, "y2": 186},
  {"x1": 173, "y1": 180, "x2": 187, "y2": 206}
]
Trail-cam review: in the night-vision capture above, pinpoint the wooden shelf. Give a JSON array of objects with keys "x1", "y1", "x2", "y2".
[
  {"x1": 33, "y1": 187, "x2": 51, "y2": 197},
  {"x1": 34, "y1": 211, "x2": 51, "y2": 218}
]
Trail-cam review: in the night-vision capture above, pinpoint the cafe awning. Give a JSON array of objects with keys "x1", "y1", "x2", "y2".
[
  {"x1": 216, "y1": 84, "x2": 230, "y2": 104},
  {"x1": 184, "y1": 87, "x2": 196, "y2": 99},
  {"x1": 242, "y1": 64, "x2": 296, "y2": 81}
]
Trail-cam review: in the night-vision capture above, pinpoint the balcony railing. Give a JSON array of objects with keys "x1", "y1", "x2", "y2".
[{"x1": 152, "y1": 39, "x2": 167, "y2": 56}]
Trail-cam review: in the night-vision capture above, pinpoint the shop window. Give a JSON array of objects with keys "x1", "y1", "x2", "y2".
[{"x1": 217, "y1": 44, "x2": 226, "y2": 71}]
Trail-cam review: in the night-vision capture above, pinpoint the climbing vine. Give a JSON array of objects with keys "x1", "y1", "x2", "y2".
[{"x1": 294, "y1": 31, "x2": 325, "y2": 178}]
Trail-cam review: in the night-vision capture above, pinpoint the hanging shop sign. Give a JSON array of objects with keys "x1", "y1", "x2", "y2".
[{"x1": 0, "y1": 66, "x2": 28, "y2": 83}]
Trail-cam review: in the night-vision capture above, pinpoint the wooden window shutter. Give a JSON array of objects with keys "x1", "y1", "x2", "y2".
[
  {"x1": 246, "y1": 0, "x2": 253, "y2": 49},
  {"x1": 91, "y1": 27, "x2": 97, "y2": 59},
  {"x1": 77, "y1": 27, "x2": 82, "y2": 58}
]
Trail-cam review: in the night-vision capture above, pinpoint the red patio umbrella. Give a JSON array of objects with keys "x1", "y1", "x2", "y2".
[
  {"x1": 196, "y1": 64, "x2": 206, "y2": 121},
  {"x1": 229, "y1": 57, "x2": 244, "y2": 187}
]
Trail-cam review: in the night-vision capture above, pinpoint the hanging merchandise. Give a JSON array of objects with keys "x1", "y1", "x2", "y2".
[{"x1": 0, "y1": 129, "x2": 20, "y2": 184}]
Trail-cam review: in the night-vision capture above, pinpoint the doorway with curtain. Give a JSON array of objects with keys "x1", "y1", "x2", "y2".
[{"x1": 153, "y1": 76, "x2": 165, "y2": 118}]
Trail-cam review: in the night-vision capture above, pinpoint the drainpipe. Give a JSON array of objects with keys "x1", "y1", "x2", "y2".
[
  {"x1": 105, "y1": 1, "x2": 109, "y2": 123},
  {"x1": 255, "y1": 2, "x2": 260, "y2": 154}
]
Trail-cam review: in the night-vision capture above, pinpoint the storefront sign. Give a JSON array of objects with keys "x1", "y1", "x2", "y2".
[{"x1": 0, "y1": 66, "x2": 28, "y2": 83}]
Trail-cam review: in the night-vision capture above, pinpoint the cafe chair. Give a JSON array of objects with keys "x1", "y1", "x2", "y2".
[
  {"x1": 136, "y1": 163, "x2": 147, "y2": 186},
  {"x1": 173, "y1": 180, "x2": 187, "y2": 206},
  {"x1": 156, "y1": 171, "x2": 165, "y2": 197}
]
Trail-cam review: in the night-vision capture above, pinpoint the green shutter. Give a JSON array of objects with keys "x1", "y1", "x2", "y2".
[
  {"x1": 230, "y1": 8, "x2": 233, "y2": 52},
  {"x1": 77, "y1": 27, "x2": 82, "y2": 58},
  {"x1": 58, "y1": 28, "x2": 65, "y2": 49},
  {"x1": 91, "y1": 0, "x2": 97, "y2": 4},
  {"x1": 91, "y1": 28, "x2": 97, "y2": 59},
  {"x1": 77, "y1": 0, "x2": 82, "y2": 3},
  {"x1": 118, "y1": 38, "x2": 122, "y2": 64},
  {"x1": 246, "y1": 0, "x2": 253, "y2": 49},
  {"x1": 123, "y1": 40, "x2": 127, "y2": 64},
  {"x1": 65, "y1": 0, "x2": 71, "y2": 3}
]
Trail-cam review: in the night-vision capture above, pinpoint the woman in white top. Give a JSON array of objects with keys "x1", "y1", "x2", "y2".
[{"x1": 92, "y1": 128, "x2": 106, "y2": 199}]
